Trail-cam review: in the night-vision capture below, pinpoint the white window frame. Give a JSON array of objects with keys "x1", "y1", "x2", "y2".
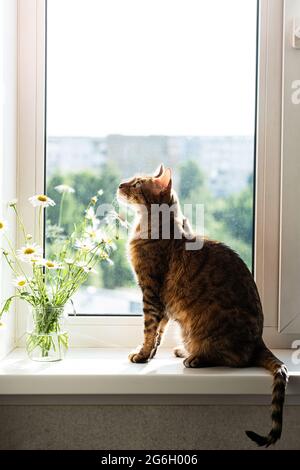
[{"x1": 13, "y1": 0, "x2": 299, "y2": 349}]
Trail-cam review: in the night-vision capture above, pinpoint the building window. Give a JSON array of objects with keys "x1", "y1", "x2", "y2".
[{"x1": 45, "y1": 0, "x2": 258, "y2": 316}]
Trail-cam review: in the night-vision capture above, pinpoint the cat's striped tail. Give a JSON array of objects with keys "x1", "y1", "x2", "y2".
[{"x1": 245, "y1": 346, "x2": 288, "y2": 447}]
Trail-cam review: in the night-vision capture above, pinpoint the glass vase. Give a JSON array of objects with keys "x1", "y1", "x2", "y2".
[{"x1": 26, "y1": 305, "x2": 69, "y2": 362}]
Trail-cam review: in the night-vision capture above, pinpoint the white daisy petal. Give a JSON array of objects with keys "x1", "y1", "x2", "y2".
[
  {"x1": 12, "y1": 276, "x2": 29, "y2": 289},
  {"x1": 39, "y1": 259, "x2": 62, "y2": 270},
  {"x1": 85, "y1": 207, "x2": 97, "y2": 221},
  {"x1": 75, "y1": 238, "x2": 95, "y2": 252},
  {"x1": 0, "y1": 219, "x2": 8, "y2": 235},
  {"x1": 75, "y1": 262, "x2": 97, "y2": 274},
  {"x1": 16, "y1": 244, "x2": 43, "y2": 262},
  {"x1": 29, "y1": 195, "x2": 56, "y2": 208},
  {"x1": 8, "y1": 199, "x2": 18, "y2": 207},
  {"x1": 85, "y1": 227, "x2": 105, "y2": 243},
  {"x1": 55, "y1": 185, "x2": 75, "y2": 194}
]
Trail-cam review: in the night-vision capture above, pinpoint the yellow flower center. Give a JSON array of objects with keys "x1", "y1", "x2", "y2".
[
  {"x1": 18, "y1": 280, "x2": 26, "y2": 287},
  {"x1": 46, "y1": 261, "x2": 55, "y2": 268},
  {"x1": 37, "y1": 195, "x2": 48, "y2": 202},
  {"x1": 0, "y1": 222, "x2": 4, "y2": 229},
  {"x1": 24, "y1": 248, "x2": 35, "y2": 255}
]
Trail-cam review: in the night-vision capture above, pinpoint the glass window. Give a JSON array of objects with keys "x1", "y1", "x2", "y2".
[{"x1": 46, "y1": 0, "x2": 258, "y2": 315}]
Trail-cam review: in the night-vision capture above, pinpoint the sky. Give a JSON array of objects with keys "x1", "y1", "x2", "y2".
[{"x1": 47, "y1": 0, "x2": 257, "y2": 137}]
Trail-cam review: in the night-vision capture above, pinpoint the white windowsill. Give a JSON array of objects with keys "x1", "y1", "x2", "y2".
[{"x1": 0, "y1": 348, "x2": 300, "y2": 397}]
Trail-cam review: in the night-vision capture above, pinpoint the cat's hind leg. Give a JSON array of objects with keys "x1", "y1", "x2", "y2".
[
  {"x1": 174, "y1": 347, "x2": 187, "y2": 358},
  {"x1": 183, "y1": 353, "x2": 220, "y2": 368}
]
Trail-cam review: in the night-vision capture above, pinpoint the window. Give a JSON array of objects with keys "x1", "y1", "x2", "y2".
[
  {"x1": 16, "y1": 0, "x2": 298, "y2": 348},
  {"x1": 45, "y1": 0, "x2": 257, "y2": 316}
]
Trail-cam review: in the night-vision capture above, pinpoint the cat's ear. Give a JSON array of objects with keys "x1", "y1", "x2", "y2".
[
  {"x1": 154, "y1": 168, "x2": 172, "y2": 192},
  {"x1": 153, "y1": 164, "x2": 164, "y2": 178}
]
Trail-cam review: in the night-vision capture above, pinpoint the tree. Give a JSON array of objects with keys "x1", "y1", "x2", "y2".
[
  {"x1": 101, "y1": 239, "x2": 134, "y2": 289},
  {"x1": 178, "y1": 160, "x2": 253, "y2": 269},
  {"x1": 46, "y1": 162, "x2": 120, "y2": 236},
  {"x1": 214, "y1": 175, "x2": 253, "y2": 245},
  {"x1": 46, "y1": 162, "x2": 137, "y2": 289},
  {"x1": 179, "y1": 160, "x2": 205, "y2": 201}
]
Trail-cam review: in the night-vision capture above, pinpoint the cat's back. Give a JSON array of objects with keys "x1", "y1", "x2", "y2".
[{"x1": 166, "y1": 237, "x2": 262, "y2": 319}]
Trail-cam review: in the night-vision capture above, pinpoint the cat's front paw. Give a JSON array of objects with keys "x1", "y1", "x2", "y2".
[{"x1": 128, "y1": 350, "x2": 149, "y2": 363}]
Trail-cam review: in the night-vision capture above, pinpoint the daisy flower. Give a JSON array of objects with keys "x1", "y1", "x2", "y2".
[
  {"x1": 75, "y1": 261, "x2": 86, "y2": 270},
  {"x1": 85, "y1": 226, "x2": 105, "y2": 242},
  {"x1": 99, "y1": 235, "x2": 117, "y2": 251},
  {"x1": 55, "y1": 184, "x2": 75, "y2": 194},
  {"x1": 30, "y1": 254, "x2": 43, "y2": 264},
  {"x1": 12, "y1": 276, "x2": 29, "y2": 289},
  {"x1": 0, "y1": 219, "x2": 8, "y2": 235},
  {"x1": 85, "y1": 207, "x2": 97, "y2": 221},
  {"x1": 29, "y1": 194, "x2": 55, "y2": 208},
  {"x1": 75, "y1": 238, "x2": 95, "y2": 252},
  {"x1": 39, "y1": 259, "x2": 63, "y2": 270},
  {"x1": 8, "y1": 199, "x2": 18, "y2": 207},
  {"x1": 75, "y1": 262, "x2": 97, "y2": 274},
  {"x1": 106, "y1": 210, "x2": 130, "y2": 229},
  {"x1": 85, "y1": 266, "x2": 97, "y2": 274},
  {"x1": 17, "y1": 243, "x2": 43, "y2": 262}
]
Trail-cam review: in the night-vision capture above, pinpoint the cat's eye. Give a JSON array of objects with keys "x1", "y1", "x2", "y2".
[{"x1": 133, "y1": 182, "x2": 141, "y2": 189}]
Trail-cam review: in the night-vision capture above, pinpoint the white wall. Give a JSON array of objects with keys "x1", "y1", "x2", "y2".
[{"x1": 0, "y1": 0, "x2": 17, "y2": 358}]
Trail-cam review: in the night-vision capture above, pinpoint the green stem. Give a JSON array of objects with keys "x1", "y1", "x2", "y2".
[
  {"x1": 58, "y1": 192, "x2": 66, "y2": 227},
  {"x1": 2, "y1": 252, "x2": 19, "y2": 276},
  {"x1": 12, "y1": 205, "x2": 27, "y2": 241},
  {"x1": 38, "y1": 207, "x2": 43, "y2": 245},
  {"x1": 3, "y1": 234, "x2": 32, "y2": 286}
]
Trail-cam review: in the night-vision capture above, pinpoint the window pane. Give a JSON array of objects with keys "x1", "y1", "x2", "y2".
[{"x1": 46, "y1": 0, "x2": 257, "y2": 315}]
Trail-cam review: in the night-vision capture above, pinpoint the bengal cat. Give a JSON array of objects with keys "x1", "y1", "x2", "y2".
[{"x1": 117, "y1": 164, "x2": 288, "y2": 447}]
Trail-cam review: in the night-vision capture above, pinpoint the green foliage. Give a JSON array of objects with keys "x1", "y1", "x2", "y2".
[
  {"x1": 47, "y1": 162, "x2": 120, "y2": 237},
  {"x1": 178, "y1": 159, "x2": 253, "y2": 269},
  {"x1": 179, "y1": 160, "x2": 205, "y2": 200},
  {"x1": 46, "y1": 162, "x2": 136, "y2": 289},
  {"x1": 215, "y1": 184, "x2": 253, "y2": 245},
  {"x1": 101, "y1": 239, "x2": 134, "y2": 289}
]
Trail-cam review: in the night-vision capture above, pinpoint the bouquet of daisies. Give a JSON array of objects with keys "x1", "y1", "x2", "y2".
[{"x1": 0, "y1": 187, "x2": 121, "y2": 359}]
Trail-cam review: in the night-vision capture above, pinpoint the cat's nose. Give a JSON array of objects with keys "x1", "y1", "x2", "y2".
[{"x1": 119, "y1": 183, "x2": 125, "y2": 189}]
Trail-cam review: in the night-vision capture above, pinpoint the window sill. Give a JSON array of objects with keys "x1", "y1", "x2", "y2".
[{"x1": 0, "y1": 348, "x2": 300, "y2": 398}]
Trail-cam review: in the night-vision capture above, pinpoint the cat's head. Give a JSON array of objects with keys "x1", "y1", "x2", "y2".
[{"x1": 117, "y1": 164, "x2": 172, "y2": 206}]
